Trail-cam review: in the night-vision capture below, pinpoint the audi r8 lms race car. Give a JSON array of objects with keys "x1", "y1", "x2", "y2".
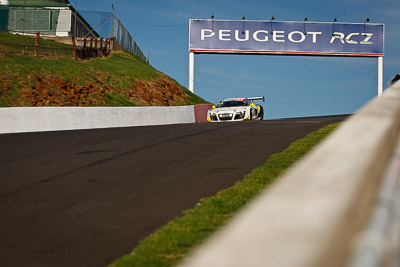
[{"x1": 207, "y1": 97, "x2": 265, "y2": 122}]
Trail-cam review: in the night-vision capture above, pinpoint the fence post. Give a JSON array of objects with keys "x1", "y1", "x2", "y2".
[
  {"x1": 83, "y1": 38, "x2": 87, "y2": 59},
  {"x1": 95, "y1": 38, "x2": 98, "y2": 58},
  {"x1": 89, "y1": 37, "x2": 93, "y2": 58},
  {"x1": 100, "y1": 38, "x2": 103, "y2": 56},
  {"x1": 72, "y1": 36, "x2": 77, "y2": 60},
  {"x1": 35, "y1": 31, "x2": 40, "y2": 57}
]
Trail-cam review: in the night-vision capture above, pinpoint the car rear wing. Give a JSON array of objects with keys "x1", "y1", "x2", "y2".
[
  {"x1": 248, "y1": 96, "x2": 265, "y2": 102},
  {"x1": 387, "y1": 73, "x2": 400, "y2": 87}
]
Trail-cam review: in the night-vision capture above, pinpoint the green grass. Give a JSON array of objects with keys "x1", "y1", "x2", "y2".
[
  {"x1": 104, "y1": 92, "x2": 137, "y2": 106},
  {"x1": 89, "y1": 52, "x2": 159, "y2": 81},
  {"x1": 184, "y1": 87, "x2": 211, "y2": 105},
  {"x1": 0, "y1": 31, "x2": 209, "y2": 106},
  {"x1": 0, "y1": 31, "x2": 73, "y2": 57},
  {"x1": 108, "y1": 122, "x2": 340, "y2": 267},
  {"x1": 0, "y1": 51, "x2": 209, "y2": 106},
  {"x1": 163, "y1": 75, "x2": 210, "y2": 105},
  {"x1": 0, "y1": 52, "x2": 158, "y2": 85}
]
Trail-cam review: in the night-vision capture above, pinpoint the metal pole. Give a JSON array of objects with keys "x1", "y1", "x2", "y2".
[
  {"x1": 23, "y1": 0, "x2": 26, "y2": 34},
  {"x1": 189, "y1": 52, "x2": 195, "y2": 93},
  {"x1": 112, "y1": 4, "x2": 114, "y2": 39},
  {"x1": 378, "y1": 56, "x2": 383, "y2": 96}
]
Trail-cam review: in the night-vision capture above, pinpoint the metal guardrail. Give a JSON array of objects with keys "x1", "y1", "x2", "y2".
[{"x1": 181, "y1": 81, "x2": 400, "y2": 267}]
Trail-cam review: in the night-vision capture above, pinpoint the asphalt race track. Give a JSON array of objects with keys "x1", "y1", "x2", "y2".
[{"x1": 0, "y1": 116, "x2": 347, "y2": 267}]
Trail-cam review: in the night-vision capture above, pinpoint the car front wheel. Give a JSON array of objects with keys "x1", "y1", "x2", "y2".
[{"x1": 259, "y1": 106, "x2": 264, "y2": 120}]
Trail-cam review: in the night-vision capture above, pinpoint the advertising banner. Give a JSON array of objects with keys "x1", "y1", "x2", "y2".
[{"x1": 189, "y1": 19, "x2": 384, "y2": 57}]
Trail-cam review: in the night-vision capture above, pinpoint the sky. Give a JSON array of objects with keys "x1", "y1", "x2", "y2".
[{"x1": 77, "y1": 0, "x2": 399, "y2": 119}]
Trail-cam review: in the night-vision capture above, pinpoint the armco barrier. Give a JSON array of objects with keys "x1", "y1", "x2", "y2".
[
  {"x1": 182, "y1": 81, "x2": 400, "y2": 267},
  {"x1": 0, "y1": 106, "x2": 196, "y2": 134}
]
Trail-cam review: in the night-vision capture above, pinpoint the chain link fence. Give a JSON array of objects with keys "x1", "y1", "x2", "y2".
[
  {"x1": 71, "y1": 10, "x2": 147, "y2": 61},
  {"x1": 112, "y1": 16, "x2": 147, "y2": 61},
  {"x1": 78, "y1": 10, "x2": 112, "y2": 38}
]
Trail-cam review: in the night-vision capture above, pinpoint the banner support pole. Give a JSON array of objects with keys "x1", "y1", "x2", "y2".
[
  {"x1": 378, "y1": 56, "x2": 383, "y2": 96},
  {"x1": 189, "y1": 52, "x2": 195, "y2": 93}
]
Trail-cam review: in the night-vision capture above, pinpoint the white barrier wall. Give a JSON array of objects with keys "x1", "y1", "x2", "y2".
[
  {"x1": 182, "y1": 81, "x2": 400, "y2": 267},
  {"x1": 0, "y1": 106, "x2": 196, "y2": 134}
]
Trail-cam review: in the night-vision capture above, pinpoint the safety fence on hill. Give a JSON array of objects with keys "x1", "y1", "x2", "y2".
[
  {"x1": 0, "y1": 31, "x2": 114, "y2": 60},
  {"x1": 80, "y1": 10, "x2": 148, "y2": 61},
  {"x1": 112, "y1": 16, "x2": 147, "y2": 61}
]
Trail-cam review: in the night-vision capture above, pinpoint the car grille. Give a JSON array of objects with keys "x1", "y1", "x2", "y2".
[{"x1": 218, "y1": 113, "x2": 233, "y2": 121}]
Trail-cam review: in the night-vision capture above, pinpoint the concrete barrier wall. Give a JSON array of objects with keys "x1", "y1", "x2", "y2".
[
  {"x1": 0, "y1": 106, "x2": 195, "y2": 134},
  {"x1": 194, "y1": 104, "x2": 214, "y2": 122},
  {"x1": 182, "y1": 81, "x2": 400, "y2": 267}
]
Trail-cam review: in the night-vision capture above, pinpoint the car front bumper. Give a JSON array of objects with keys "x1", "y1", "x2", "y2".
[{"x1": 208, "y1": 111, "x2": 250, "y2": 122}]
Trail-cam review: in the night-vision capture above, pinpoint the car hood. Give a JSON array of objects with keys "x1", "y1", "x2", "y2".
[{"x1": 209, "y1": 107, "x2": 248, "y2": 113}]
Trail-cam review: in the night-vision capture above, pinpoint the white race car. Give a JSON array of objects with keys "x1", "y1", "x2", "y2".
[{"x1": 207, "y1": 97, "x2": 265, "y2": 122}]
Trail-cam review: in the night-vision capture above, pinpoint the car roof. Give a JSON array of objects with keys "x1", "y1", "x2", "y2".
[{"x1": 222, "y1": 98, "x2": 247, "y2": 102}]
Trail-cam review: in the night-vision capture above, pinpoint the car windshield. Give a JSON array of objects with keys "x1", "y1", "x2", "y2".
[{"x1": 217, "y1": 100, "x2": 247, "y2": 108}]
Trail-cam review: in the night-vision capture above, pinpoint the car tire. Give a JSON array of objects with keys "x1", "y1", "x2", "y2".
[{"x1": 259, "y1": 106, "x2": 264, "y2": 120}]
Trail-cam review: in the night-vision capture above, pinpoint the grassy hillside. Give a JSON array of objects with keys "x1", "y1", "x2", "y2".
[{"x1": 0, "y1": 32, "x2": 208, "y2": 107}]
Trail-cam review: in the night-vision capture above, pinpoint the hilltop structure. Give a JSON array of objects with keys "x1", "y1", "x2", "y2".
[{"x1": 0, "y1": 0, "x2": 98, "y2": 37}]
